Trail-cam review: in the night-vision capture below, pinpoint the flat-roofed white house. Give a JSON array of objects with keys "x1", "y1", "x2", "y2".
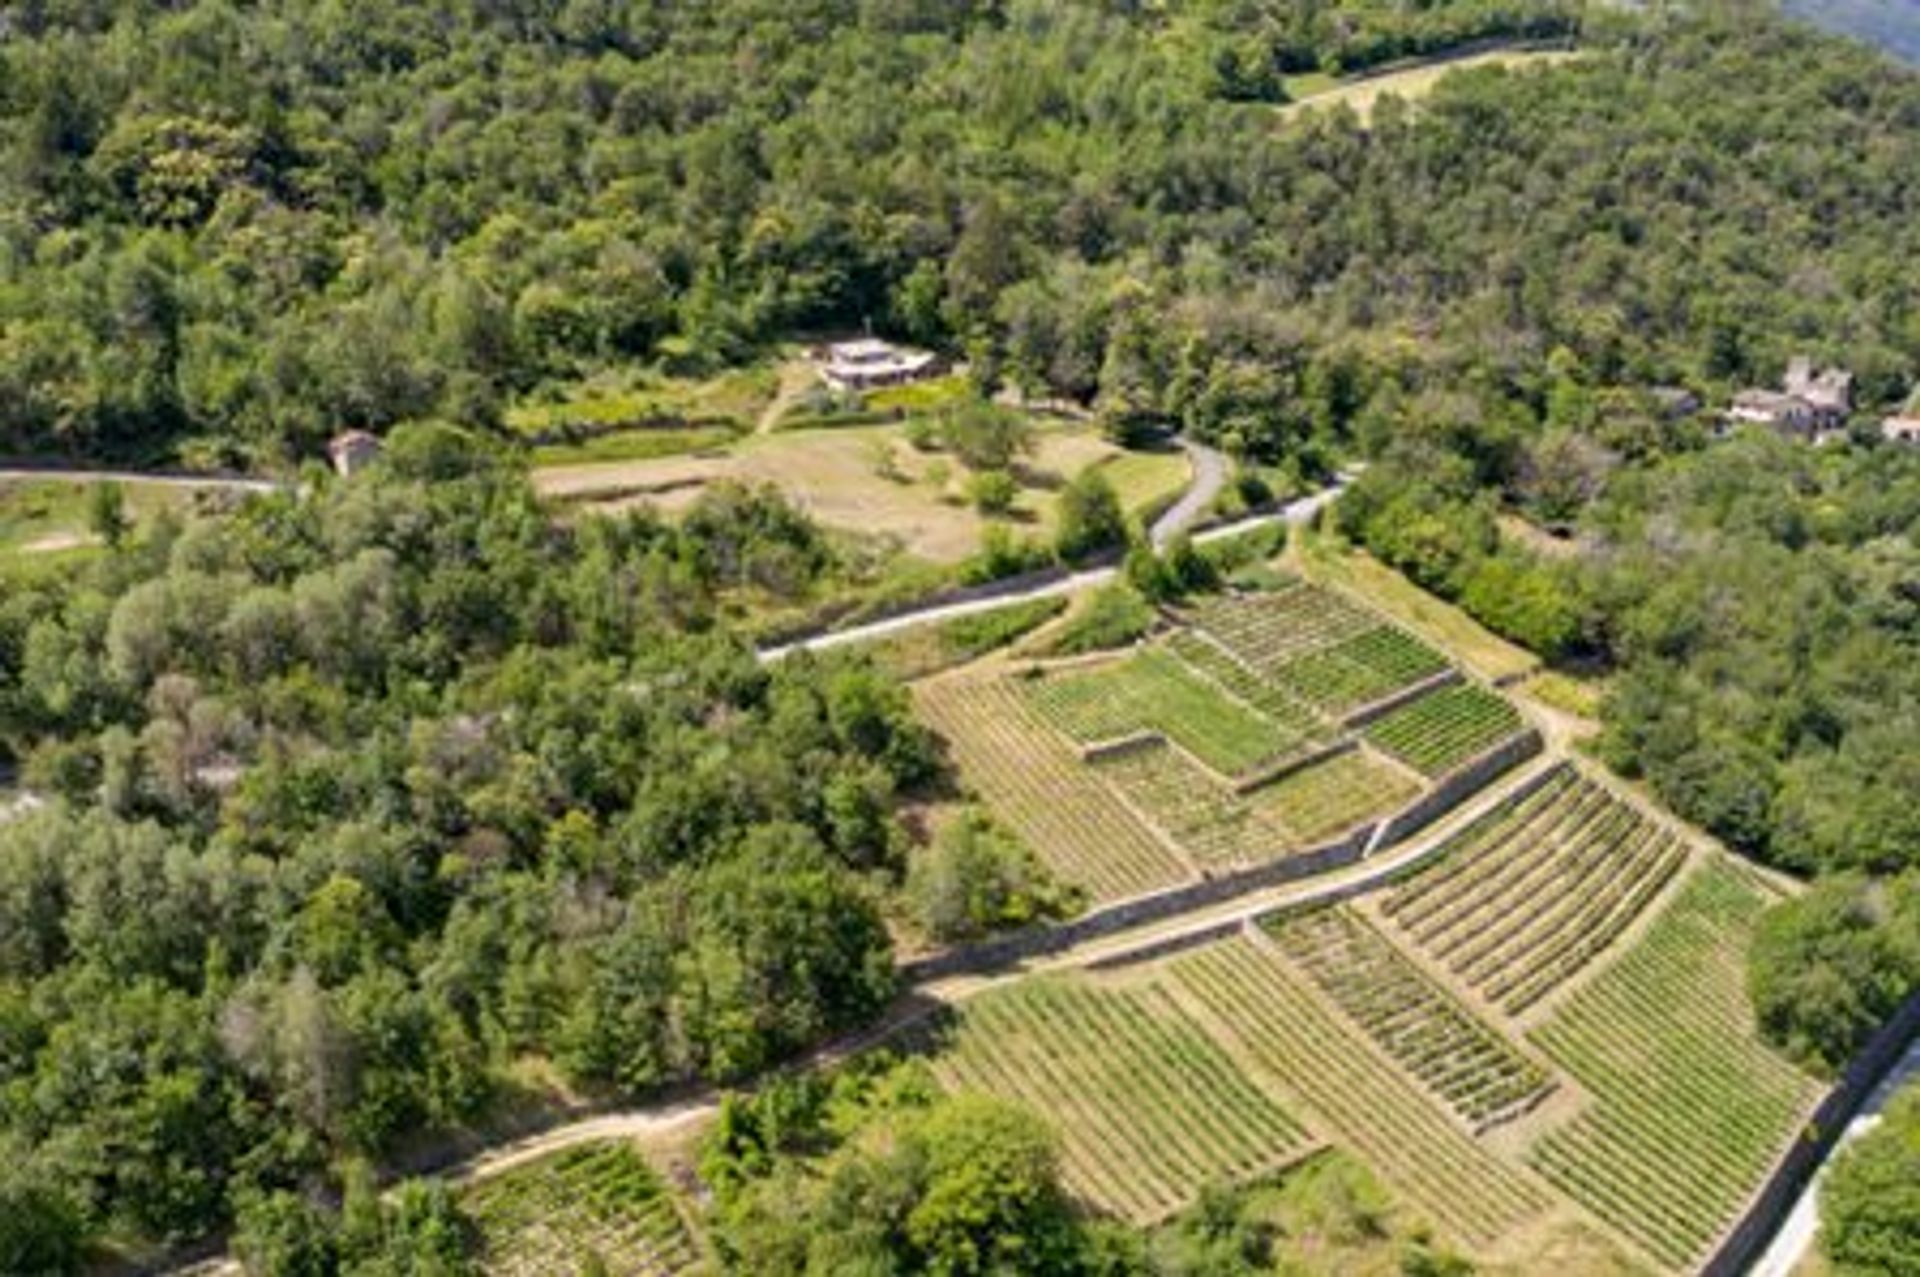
[{"x1": 820, "y1": 338, "x2": 939, "y2": 392}]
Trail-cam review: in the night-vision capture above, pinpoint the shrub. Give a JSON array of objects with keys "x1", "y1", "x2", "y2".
[
  {"x1": 1039, "y1": 583, "x2": 1156, "y2": 655},
  {"x1": 969, "y1": 469, "x2": 1020, "y2": 515},
  {"x1": 1053, "y1": 468, "x2": 1128, "y2": 563}
]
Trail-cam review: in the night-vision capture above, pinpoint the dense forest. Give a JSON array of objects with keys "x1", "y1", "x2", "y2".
[
  {"x1": 0, "y1": 435, "x2": 944, "y2": 1265},
  {"x1": 2, "y1": 0, "x2": 1916, "y2": 469},
  {"x1": 6, "y1": 0, "x2": 1920, "y2": 1269}
]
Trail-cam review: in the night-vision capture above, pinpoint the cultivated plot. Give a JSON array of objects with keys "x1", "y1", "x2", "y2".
[
  {"x1": 1375, "y1": 765, "x2": 1688, "y2": 1014},
  {"x1": 924, "y1": 975, "x2": 1319, "y2": 1223},
  {"x1": 1525, "y1": 861, "x2": 1822, "y2": 1270},
  {"x1": 914, "y1": 674, "x2": 1188, "y2": 901},
  {"x1": 463, "y1": 1140, "x2": 705, "y2": 1276}
]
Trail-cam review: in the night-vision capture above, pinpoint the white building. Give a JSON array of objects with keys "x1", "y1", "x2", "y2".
[{"x1": 820, "y1": 338, "x2": 939, "y2": 393}]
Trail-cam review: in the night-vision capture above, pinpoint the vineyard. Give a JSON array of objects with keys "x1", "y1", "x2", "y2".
[
  {"x1": 1162, "y1": 630, "x2": 1328, "y2": 751},
  {"x1": 1362, "y1": 683, "x2": 1526, "y2": 776},
  {"x1": 1525, "y1": 861, "x2": 1821, "y2": 1269},
  {"x1": 913, "y1": 675, "x2": 1187, "y2": 901},
  {"x1": 1166, "y1": 937, "x2": 1555, "y2": 1248},
  {"x1": 1376, "y1": 765, "x2": 1689, "y2": 1014},
  {"x1": 463, "y1": 1141, "x2": 704, "y2": 1276},
  {"x1": 1092, "y1": 739, "x2": 1290, "y2": 867},
  {"x1": 1262, "y1": 905, "x2": 1553, "y2": 1130},
  {"x1": 924, "y1": 975, "x2": 1318, "y2": 1222},
  {"x1": 1022, "y1": 646, "x2": 1302, "y2": 776},
  {"x1": 1181, "y1": 585, "x2": 1451, "y2": 717},
  {"x1": 1246, "y1": 747, "x2": 1421, "y2": 845}
]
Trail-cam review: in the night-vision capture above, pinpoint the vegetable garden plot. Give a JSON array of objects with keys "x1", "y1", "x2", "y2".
[
  {"x1": 1362, "y1": 683, "x2": 1526, "y2": 777},
  {"x1": 915, "y1": 676, "x2": 1189, "y2": 901},
  {"x1": 1263, "y1": 906, "x2": 1553, "y2": 1130},
  {"x1": 1377, "y1": 768, "x2": 1687, "y2": 1013},
  {"x1": 1246, "y1": 749, "x2": 1422, "y2": 845},
  {"x1": 464, "y1": 1140, "x2": 704, "y2": 1276},
  {"x1": 1524, "y1": 862, "x2": 1821, "y2": 1271},
  {"x1": 926, "y1": 975, "x2": 1317, "y2": 1223},
  {"x1": 1168, "y1": 937, "x2": 1553, "y2": 1248},
  {"x1": 1093, "y1": 740, "x2": 1291, "y2": 868},
  {"x1": 1023, "y1": 647, "x2": 1302, "y2": 776}
]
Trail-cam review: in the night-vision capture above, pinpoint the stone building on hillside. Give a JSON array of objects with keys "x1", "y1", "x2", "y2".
[
  {"x1": 1727, "y1": 356, "x2": 1853, "y2": 441},
  {"x1": 328, "y1": 429, "x2": 383, "y2": 477}
]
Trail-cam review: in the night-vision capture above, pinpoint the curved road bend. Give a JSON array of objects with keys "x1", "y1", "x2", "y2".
[
  {"x1": 1149, "y1": 439, "x2": 1229, "y2": 550},
  {"x1": 761, "y1": 470, "x2": 1349, "y2": 661},
  {"x1": 1749, "y1": 1032, "x2": 1920, "y2": 1277}
]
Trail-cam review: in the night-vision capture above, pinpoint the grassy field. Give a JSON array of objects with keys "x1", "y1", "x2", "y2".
[
  {"x1": 462, "y1": 1140, "x2": 705, "y2": 1275},
  {"x1": 1526, "y1": 861, "x2": 1821, "y2": 1269},
  {"x1": 1373, "y1": 765, "x2": 1689, "y2": 1015},
  {"x1": 914, "y1": 674, "x2": 1189, "y2": 901},
  {"x1": 1279, "y1": 48, "x2": 1585, "y2": 126},
  {"x1": 0, "y1": 477, "x2": 198, "y2": 559},
  {"x1": 535, "y1": 422, "x2": 1184, "y2": 563},
  {"x1": 854, "y1": 595, "x2": 1067, "y2": 681},
  {"x1": 508, "y1": 364, "x2": 779, "y2": 439},
  {"x1": 1246, "y1": 747, "x2": 1422, "y2": 844},
  {"x1": 1299, "y1": 537, "x2": 1541, "y2": 684},
  {"x1": 923, "y1": 975, "x2": 1318, "y2": 1223}
]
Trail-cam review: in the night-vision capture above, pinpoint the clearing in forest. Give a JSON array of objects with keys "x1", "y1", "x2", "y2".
[
  {"x1": 1523, "y1": 860, "x2": 1822, "y2": 1270},
  {"x1": 1279, "y1": 47, "x2": 1587, "y2": 126},
  {"x1": 922, "y1": 975, "x2": 1319, "y2": 1223},
  {"x1": 1373, "y1": 764, "x2": 1689, "y2": 1015},
  {"x1": 462, "y1": 1139, "x2": 705, "y2": 1276}
]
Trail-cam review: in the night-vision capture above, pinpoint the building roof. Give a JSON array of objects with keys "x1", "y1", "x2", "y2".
[{"x1": 329, "y1": 429, "x2": 381, "y2": 451}]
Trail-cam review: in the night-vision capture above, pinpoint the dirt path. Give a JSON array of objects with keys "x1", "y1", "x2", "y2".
[
  {"x1": 0, "y1": 465, "x2": 283, "y2": 494},
  {"x1": 1149, "y1": 439, "x2": 1228, "y2": 549},
  {"x1": 754, "y1": 358, "x2": 818, "y2": 434}
]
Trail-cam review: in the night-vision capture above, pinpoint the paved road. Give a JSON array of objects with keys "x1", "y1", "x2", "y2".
[
  {"x1": 1749, "y1": 1033, "x2": 1920, "y2": 1277},
  {"x1": 1149, "y1": 439, "x2": 1228, "y2": 550},
  {"x1": 0, "y1": 465, "x2": 283, "y2": 494},
  {"x1": 761, "y1": 473, "x2": 1349, "y2": 661}
]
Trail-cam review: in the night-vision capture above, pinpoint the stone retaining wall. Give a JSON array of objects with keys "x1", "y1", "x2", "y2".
[
  {"x1": 1341, "y1": 667, "x2": 1463, "y2": 729},
  {"x1": 1366, "y1": 728, "x2": 1544, "y2": 854}
]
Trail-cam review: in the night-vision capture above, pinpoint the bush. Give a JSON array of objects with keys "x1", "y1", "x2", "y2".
[
  {"x1": 968, "y1": 469, "x2": 1020, "y2": 515},
  {"x1": 907, "y1": 809, "x2": 1076, "y2": 942},
  {"x1": 1821, "y1": 1081, "x2": 1920, "y2": 1273},
  {"x1": 1038, "y1": 583, "x2": 1157, "y2": 655},
  {"x1": 1053, "y1": 468, "x2": 1129, "y2": 563},
  {"x1": 960, "y1": 525, "x2": 1053, "y2": 585}
]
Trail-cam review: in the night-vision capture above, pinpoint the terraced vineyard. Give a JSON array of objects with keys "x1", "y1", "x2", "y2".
[
  {"x1": 1168, "y1": 937, "x2": 1554, "y2": 1248},
  {"x1": 1182, "y1": 581, "x2": 1375, "y2": 670},
  {"x1": 1162, "y1": 630, "x2": 1329, "y2": 748},
  {"x1": 1263, "y1": 906, "x2": 1553, "y2": 1130},
  {"x1": 1023, "y1": 647, "x2": 1300, "y2": 775},
  {"x1": 914, "y1": 675, "x2": 1188, "y2": 900},
  {"x1": 1377, "y1": 766, "x2": 1688, "y2": 1013},
  {"x1": 464, "y1": 1141, "x2": 703, "y2": 1276},
  {"x1": 1183, "y1": 586, "x2": 1451, "y2": 717},
  {"x1": 1525, "y1": 861, "x2": 1821, "y2": 1270},
  {"x1": 1363, "y1": 683, "x2": 1527, "y2": 776},
  {"x1": 926, "y1": 976, "x2": 1317, "y2": 1222},
  {"x1": 1093, "y1": 740, "x2": 1290, "y2": 867},
  {"x1": 1246, "y1": 747, "x2": 1422, "y2": 844}
]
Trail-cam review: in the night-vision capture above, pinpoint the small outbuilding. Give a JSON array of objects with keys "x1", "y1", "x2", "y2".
[
  {"x1": 1881, "y1": 414, "x2": 1920, "y2": 445},
  {"x1": 1727, "y1": 356, "x2": 1852, "y2": 441},
  {"x1": 328, "y1": 429, "x2": 383, "y2": 477}
]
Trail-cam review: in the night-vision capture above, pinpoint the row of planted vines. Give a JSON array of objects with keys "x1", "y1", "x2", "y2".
[
  {"x1": 463, "y1": 1141, "x2": 704, "y2": 1276},
  {"x1": 923, "y1": 976, "x2": 1317, "y2": 1223},
  {"x1": 1165, "y1": 937, "x2": 1555, "y2": 1248},
  {"x1": 1376, "y1": 765, "x2": 1689, "y2": 1014},
  {"x1": 1362, "y1": 682, "x2": 1527, "y2": 776},
  {"x1": 1524, "y1": 862, "x2": 1822, "y2": 1269},
  {"x1": 913, "y1": 675, "x2": 1187, "y2": 901},
  {"x1": 1263, "y1": 905, "x2": 1554, "y2": 1130}
]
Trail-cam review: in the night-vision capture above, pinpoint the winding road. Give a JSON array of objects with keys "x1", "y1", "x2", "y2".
[
  {"x1": 1149, "y1": 439, "x2": 1229, "y2": 550},
  {"x1": 762, "y1": 461, "x2": 1345, "y2": 661}
]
